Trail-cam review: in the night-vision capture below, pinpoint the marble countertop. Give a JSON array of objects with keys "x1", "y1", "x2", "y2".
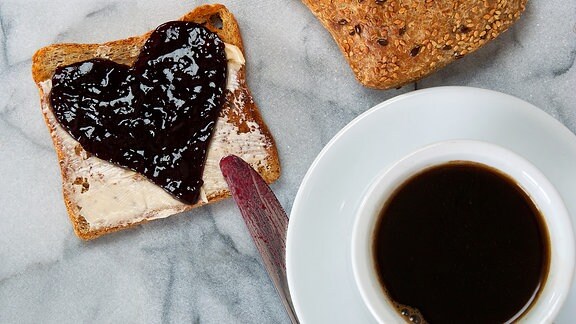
[{"x1": 1, "y1": 0, "x2": 575, "y2": 323}]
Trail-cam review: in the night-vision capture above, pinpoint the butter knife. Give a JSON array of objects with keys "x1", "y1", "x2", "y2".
[{"x1": 220, "y1": 155, "x2": 299, "y2": 324}]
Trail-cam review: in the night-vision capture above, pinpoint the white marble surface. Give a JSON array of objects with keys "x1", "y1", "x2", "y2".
[{"x1": 0, "y1": 0, "x2": 575, "y2": 323}]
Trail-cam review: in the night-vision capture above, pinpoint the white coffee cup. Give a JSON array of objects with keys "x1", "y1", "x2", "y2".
[{"x1": 351, "y1": 140, "x2": 575, "y2": 323}]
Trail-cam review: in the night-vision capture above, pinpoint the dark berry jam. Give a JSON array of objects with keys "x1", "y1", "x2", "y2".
[{"x1": 50, "y1": 21, "x2": 228, "y2": 204}]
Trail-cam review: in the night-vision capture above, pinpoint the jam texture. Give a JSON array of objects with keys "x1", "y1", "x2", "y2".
[{"x1": 50, "y1": 22, "x2": 227, "y2": 203}]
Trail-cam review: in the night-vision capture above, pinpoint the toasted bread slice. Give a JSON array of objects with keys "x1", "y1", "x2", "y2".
[
  {"x1": 302, "y1": 0, "x2": 527, "y2": 89},
  {"x1": 32, "y1": 4, "x2": 280, "y2": 240}
]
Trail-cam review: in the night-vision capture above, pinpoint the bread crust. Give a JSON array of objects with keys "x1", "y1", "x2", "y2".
[
  {"x1": 32, "y1": 4, "x2": 280, "y2": 240},
  {"x1": 302, "y1": 0, "x2": 527, "y2": 89}
]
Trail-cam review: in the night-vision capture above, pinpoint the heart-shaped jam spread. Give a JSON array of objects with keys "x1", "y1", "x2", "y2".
[{"x1": 50, "y1": 22, "x2": 227, "y2": 204}]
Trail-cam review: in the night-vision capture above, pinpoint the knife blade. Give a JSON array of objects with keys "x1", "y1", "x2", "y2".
[{"x1": 220, "y1": 155, "x2": 299, "y2": 324}]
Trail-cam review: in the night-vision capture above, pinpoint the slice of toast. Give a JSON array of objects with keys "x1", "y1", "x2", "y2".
[
  {"x1": 302, "y1": 0, "x2": 527, "y2": 89},
  {"x1": 32, "y1": 4, "x2": 280, "y2": 240}
]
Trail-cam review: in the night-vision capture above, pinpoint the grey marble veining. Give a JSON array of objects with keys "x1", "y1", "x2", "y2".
[{"x1": 1, "y1": 0, "x2": 575, "y2": 323}]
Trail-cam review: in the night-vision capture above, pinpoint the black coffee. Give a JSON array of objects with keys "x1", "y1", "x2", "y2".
[{"x1": 373, "y1": 162, "x2": 550, "y2": 323}]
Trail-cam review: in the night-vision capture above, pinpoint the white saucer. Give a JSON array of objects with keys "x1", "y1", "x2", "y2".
[{"x1": 286, "y1": 87, "x2": 576, "y2": 323}]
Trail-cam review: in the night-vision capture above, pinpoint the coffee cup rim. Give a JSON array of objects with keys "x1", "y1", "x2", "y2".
[{"x1": 351, "y1": 139, "x2": 575, "y2": 323}]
